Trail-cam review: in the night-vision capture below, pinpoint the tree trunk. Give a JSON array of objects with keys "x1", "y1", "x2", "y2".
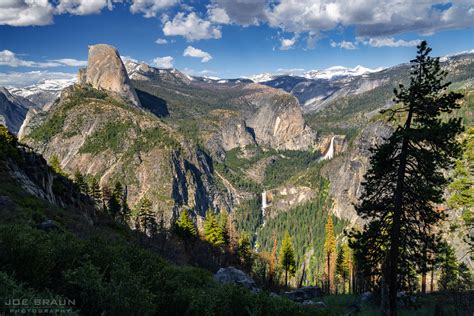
[
  {"x1": 382, "y1": 108, "x2": 413, "y2": 316},
  {"x1": 430, "y1": 268, "x2": 435, "y2": 293},
  {"x1": 421, "y1": 273, "x2": 426, "y2": 294},
  {"x1": 285, "y1": 269, "x2": 288, "y2": 288}
]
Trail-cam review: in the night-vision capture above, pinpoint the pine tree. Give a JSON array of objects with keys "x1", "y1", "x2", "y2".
[
  {"x1": 269, "y1": 233, "x2": 278, "y2": 285},
  {"x1": 137, "y1": 197, "x2": 156, "y2": 236},
  {"x1": 336, "y1": 243, "x2": 351, "y2": 294},
  {"x1": 204, "y1": 211, "x2": 225, "y2": 248},
  {"x1": 324, "y1": 215, "x2": 336, "y2": 294},
  {"x1": 238, "y1": 232, "x2": 252, "y2": 272},
  {"x1": 351, "y1": 41, "x2": 463, "y2": 315},
  {"x1": 88, "y1": 177, "x2": 101, "y2": 206},
  {"x1": 448, "y1": 127, "x2": 474, "y2": 256},
  {"x1": 217, "y1": 211, "x2": 229, "y2": 246},
  {"x1": 175, "y1": 209, "x2": 197, "y2": 249},
  {"x1": 73, "y1": 169, "x2": 87, "y2": 194},
  {"x1": 279, "y1": 230, "x2": 296, "y2": 287},
  {"x1": 49, "y1": 155, "x2": 67, "y2": 177}
]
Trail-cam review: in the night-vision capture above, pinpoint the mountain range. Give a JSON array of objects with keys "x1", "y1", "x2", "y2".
[{"x1": 1, "y1": 44, "x2": 472, "y2": 277}]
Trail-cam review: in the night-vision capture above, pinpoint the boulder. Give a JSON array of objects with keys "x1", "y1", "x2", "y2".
[
  {"x1": 214, "y1": 267, "x2": 259, "y2": 292},
  {"x1": 84, "y1": 44, "x2": 140, "y2": 106},
  {"x1": 284, "y1": 286, "x2": 322, "y2": 303},
  {"x1": 358, "y1": 291, "x2": 373, "y2": 303}
]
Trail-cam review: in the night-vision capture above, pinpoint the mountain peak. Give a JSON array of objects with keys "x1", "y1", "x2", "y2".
[{"x1": 79, "y1": 44, "x2": 141, "y2": 106}]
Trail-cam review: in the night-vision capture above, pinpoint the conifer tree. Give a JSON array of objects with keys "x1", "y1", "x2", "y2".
[
  {"x1": 238, "y1": 232, "x2": 252, "y2": 272},
  {"x1": 73, "y1": 169, "x2": 87, "y2": 194},
  {"x1": 137, "y1": 197, "x2": 156, "y2": 236},
  {"x1": 175, "y1": 209, "x2": 197, "y2": 249},
  {"x1": 336, "y1": 243, "x2": 351, "y2": 294},
  {"x1": 88, "y1": 177, "x2": 102, "y2": 206},
  {"x1": 49, "y1": 155, "x2": 66, "y2": 177},
  {"x1": 204, "y1": 211, "x2": 225, "y2": 248},
  {"x1": 448, "y1": 127, "x2": 474, "y2": 256},
  {"x1": 269, "y1": 233, "x2": 278, "y2": 285},
  {"x1": 279, "y1": 230, "x2": 296, "y2": 287},
  {"x1": 324, "y1": 215, "x2": 337, "y2": 294},
  {"x1": 351, "y1": 41, "x2": 463, "y2": 315}
]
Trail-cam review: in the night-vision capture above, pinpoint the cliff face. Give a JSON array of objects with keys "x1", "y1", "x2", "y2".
[
  {"x1": 0, "y1": 87, "x2": 36, "y2": 134},
  {"x1": 81, "y1": 44, "x2": 141, "y2": 106},
  {"x1": 244, "y1": 88, "x2": 315, "y2": 150},
  {"x1": 20, "y1": 85, "x2": 231, "y2": 226},
  {"x1": 321, "y1": 121, "x2": 393, "y2": 223}
]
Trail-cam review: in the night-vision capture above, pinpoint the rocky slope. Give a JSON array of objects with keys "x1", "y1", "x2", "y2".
[{"x1": 0, "y1": 87, "x2": 37, "y2": 134}]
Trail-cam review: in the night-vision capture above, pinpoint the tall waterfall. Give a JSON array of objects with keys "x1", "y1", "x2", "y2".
[
  {"x1": 320, "y1": 136, "x2": 336, "y2": 161},
  {"x1": 261, "y1": 191, "x2": 268, "y2": 226}
]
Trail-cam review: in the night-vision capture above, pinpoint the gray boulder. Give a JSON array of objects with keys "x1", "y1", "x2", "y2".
[
  {"x1": 214, "y1": 267, "x2": 259, "y2": 292},
  {"x1": 284, "y1": 286, "x2": 322, "y2": 303}
]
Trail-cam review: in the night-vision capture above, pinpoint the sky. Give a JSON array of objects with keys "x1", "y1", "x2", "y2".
[{"x1": 0, "y1": 0, "x2": 473, "y2": 87}]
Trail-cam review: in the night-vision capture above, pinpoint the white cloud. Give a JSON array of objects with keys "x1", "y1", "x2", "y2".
[
  {"x1": 0, "y1": 71, "x2": 76, "y2": 88},
  {"x1": 155, "y1": 38, "x2": 168, "y2": 44},
  {"x1": 183, "y1": 46, "x2": 212, "y2": 62},
  {"x1": 209, "y1": 0, "x2": 267, "y2": 26},
  {"x1": 56, "y1": 0, "x2": 119, "y2": 15},
  {"x1": 279, "y1": 37, "x2": 296, "y2": 50},
  {"x1": 330, "y1": 40, "x2": 357, "y2": 50},
  {"x1": 130, "y1": 0, "x2": 178, "y2": 18},
  {"x1": 0, "y1": 0, "x2": 54, "y2": 26},
  {"x1": 361, "y1": 37, "x2": 422, "y2": 48},
  {"x1": 207, "y1": 5, "x2": 230, "y2": 24},
  {"x1": 152, "y1": 56, "x2": 174, "y2": 68},
  {"x1": 265, "y1": 0, "x2": 474, "y2": 39},
  {"x1": 163, "y1": 12, "x2": 222, "y2": 41},
  {"x1": 0, "y1": 50, "x2": 87, "y2": 68}
]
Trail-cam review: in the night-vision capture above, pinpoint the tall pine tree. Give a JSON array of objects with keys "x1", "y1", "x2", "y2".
[
  {"x1": 351, "y1": 41, "x2": 463, "y2": 315},
  {"x1": 324, "y1": 215, "x2": 337, "y2": 294},
  {"x1": 279, "y1": 230, "x2": 296, "y2": 287},
  {"x1": 175, "y1": 209, "x2": 197, "y2": 249},
  {"x1": 204, "y1": 211, "x2": 225, "y2": 248}
]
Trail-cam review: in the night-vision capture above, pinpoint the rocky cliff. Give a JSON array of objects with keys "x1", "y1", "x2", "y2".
[
  {"x1": 321, "y1": 121, "x2": 393, "y2": 223},
  {"x1": 80, "y1": 44, "x2": 141, "y2": 106},
  {"x1": 0, "y1": 87, "x2": 36, "y2": 134}
]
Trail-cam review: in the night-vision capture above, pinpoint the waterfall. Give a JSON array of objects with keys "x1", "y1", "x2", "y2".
[
  {"x1": 261, "y1": 191, "x2": 267, "y2": 226},
  {"x1": 320, "y1": 136, "x2": 336, "y2": 161}
]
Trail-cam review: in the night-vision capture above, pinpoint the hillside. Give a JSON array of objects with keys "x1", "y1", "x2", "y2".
[{"x1": 12, "y1": 43, "x2": 474, "y2": 290}]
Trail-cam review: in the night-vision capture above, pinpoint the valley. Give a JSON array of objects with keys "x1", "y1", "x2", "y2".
[{"x1": 1, "y1": 43, "x2": 473, "y2": 315}]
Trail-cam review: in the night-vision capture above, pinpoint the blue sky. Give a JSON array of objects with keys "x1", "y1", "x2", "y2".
[{"x1": 0, "y1": 1, "x2": 473, "y2": 86}]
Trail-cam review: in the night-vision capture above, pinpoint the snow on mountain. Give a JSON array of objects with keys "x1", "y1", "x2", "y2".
[
  {"x1": 247, "y1": 65, "x2": 384, "y2": 83},
  {"x1": 303, "y1": 65, "x2": 383, "y2": 80},
  {"x1": 246, "y1": 73, "x2": 276, "y2": 83},
  {"x1": 8, "y1": 78, "x2": 76, "y2": 107}
]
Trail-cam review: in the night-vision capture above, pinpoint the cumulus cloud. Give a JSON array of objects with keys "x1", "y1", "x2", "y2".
[
  {"x1": 163, "y1": 12, "x2": 222, "y2": 41},
  {"x1": 0, "y1": 50, "x2": 87, "y2": 68},
  {"x1": 0, "y1": 0, "x2": 54, "y2": 26},
  {"x1": 266, "y1": 0, "x2": 474, "y2": 38},
  {"x1": 279, "y1": 37, "x2": 296, "y2": 50},
  {"x1": 56, "y1": 0, "x2": 120, "y2": 16},
  {"x1": 361, "y1": 37, "x2": 422, "y2": 48},
  {"x1": 208, "y1": 0, "x2": 267, "y2": 26},
  {"x1": 183, "y1": 46, "x2": 212, "y2": 62},
  {"x1": 207, "y1": 5, "x2": 231, "y2": 24},
  {"x1": 155, "y1": 38, "x2": 168, "y2": 44},
  {"x1": 130, "y1": 0, "x2": 177, "y2": 18},
  {"x1": 330, "y1": 40, "x2": 357, "y2": 50},
  {"x1": 152, "y1": 56, "x2": 174, "y2": 68},
  {"x1": 0, "y1": 71, "x2": 76, "y2": 88}
]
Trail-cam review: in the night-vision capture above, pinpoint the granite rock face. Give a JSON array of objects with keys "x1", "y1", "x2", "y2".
[
  {"x1": 321, "y1": 121, "x2": 393, "y2": 223},
  {"x1": 244, "y1": 87, "x2": 315, "y2": 150},
  {"x1": 0, "y1": 87, "x2": 36, "y2": 134},
  {"x1": 81, "y1": 44, "x2": 140, "y2": 106}
]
